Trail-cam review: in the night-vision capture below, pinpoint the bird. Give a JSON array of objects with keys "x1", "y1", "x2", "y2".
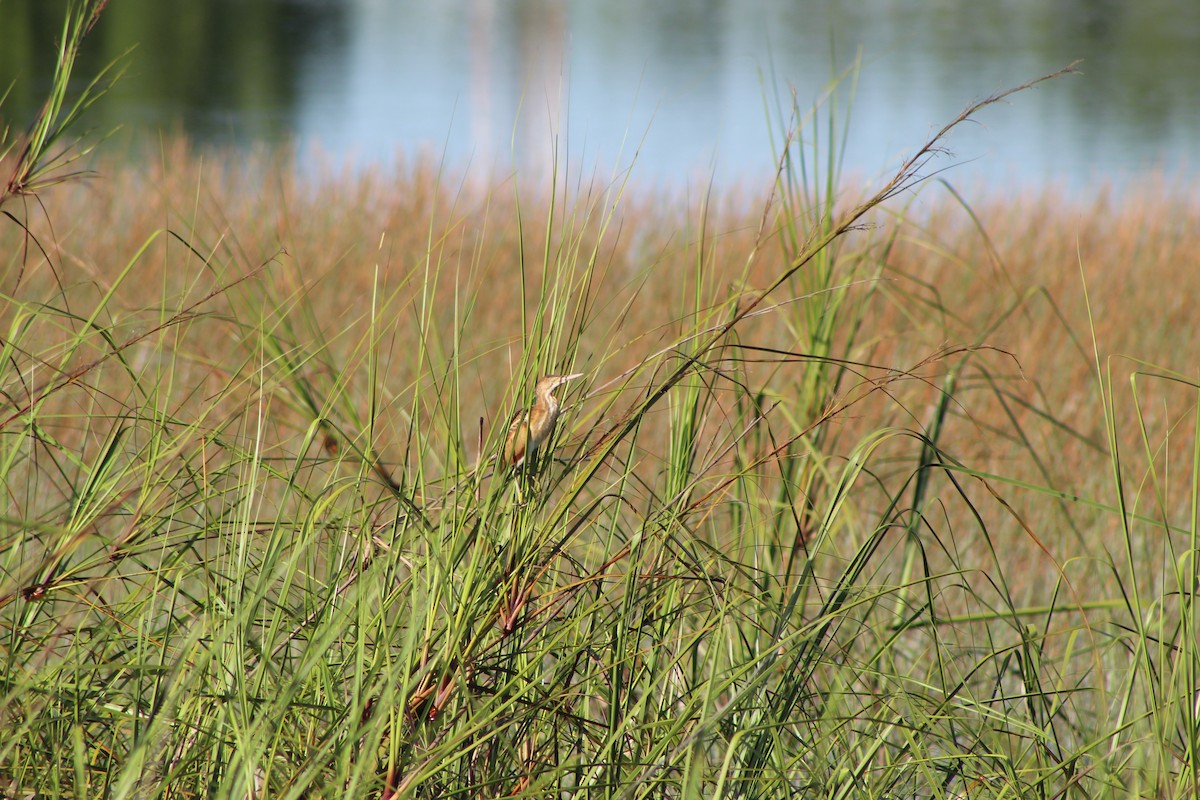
[{"x1": 501, "y1": 373, "x2": 583, "y2": 471}]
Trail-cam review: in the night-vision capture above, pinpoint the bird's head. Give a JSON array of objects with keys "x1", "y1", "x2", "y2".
[{"x1": 536, "y1": 373, "x2": 584, "y2": 395}]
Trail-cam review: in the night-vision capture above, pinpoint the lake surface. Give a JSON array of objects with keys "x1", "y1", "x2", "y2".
[{"x1": 2, "y1": 0, "x2": 1198, "y2": 194}]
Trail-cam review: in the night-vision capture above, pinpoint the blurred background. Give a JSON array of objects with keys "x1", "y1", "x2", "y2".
[{"x1": 2, "y1": 0, "x2": 1198, "y2": 194}]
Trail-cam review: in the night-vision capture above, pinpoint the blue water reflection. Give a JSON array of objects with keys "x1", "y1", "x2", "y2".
[{"x1": 2, "y1": 0, "x2": 1197, "y2": 193}]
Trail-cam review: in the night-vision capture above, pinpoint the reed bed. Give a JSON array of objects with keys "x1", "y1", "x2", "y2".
[{"x1": 2, "y1": 6, "x2": 1199, "y2": 797}]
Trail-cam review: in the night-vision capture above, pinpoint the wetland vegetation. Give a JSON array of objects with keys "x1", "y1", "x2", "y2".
[{"x1": 2, "y1": 3, "x2": 1199, "y2": 798}]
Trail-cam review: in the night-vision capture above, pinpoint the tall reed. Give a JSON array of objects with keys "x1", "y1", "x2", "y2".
[{"x1": 3, "y1": 5, "x2": 1198, "y2": 798}]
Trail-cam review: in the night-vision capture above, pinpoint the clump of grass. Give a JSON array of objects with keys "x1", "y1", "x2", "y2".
[
  {"x1": 2, "y1": 0, "x2": 116, "y2": 205},
  {"x1": 3, "y1": 7, "x2": 1200, "y2": 797}
]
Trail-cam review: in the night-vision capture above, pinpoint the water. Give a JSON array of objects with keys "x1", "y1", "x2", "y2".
[{"x1": 2, "y1": 0, "x2": 1198, "y2": 194}]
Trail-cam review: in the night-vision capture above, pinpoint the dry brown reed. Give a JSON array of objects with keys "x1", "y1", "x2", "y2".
[{"x1": 3, "y1": 139, "x2": 1198, "y2": 600}]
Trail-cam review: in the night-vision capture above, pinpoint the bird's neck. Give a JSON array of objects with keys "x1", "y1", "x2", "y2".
[{"x1": 536, "y1": 390, "x2": 559, "y2": 419}]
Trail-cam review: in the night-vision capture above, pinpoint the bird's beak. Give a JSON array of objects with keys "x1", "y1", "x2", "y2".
[{"x1": 560, "y1": 373, "x2": 584, "y2": 382}]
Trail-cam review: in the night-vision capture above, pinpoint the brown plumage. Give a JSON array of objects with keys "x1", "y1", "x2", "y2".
[{"x1": 501, "y1": 373, "x2": 583, "y2": 470}]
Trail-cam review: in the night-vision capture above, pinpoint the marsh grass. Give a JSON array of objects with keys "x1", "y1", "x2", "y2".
[{"x1": 3, "y1": 8, "x2": 1200, "y2": 797}]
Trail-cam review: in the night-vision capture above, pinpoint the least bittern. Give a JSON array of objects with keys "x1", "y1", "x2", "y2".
[{"x1": 501, "y1": 373, "x2": 583, "y2": 471}]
